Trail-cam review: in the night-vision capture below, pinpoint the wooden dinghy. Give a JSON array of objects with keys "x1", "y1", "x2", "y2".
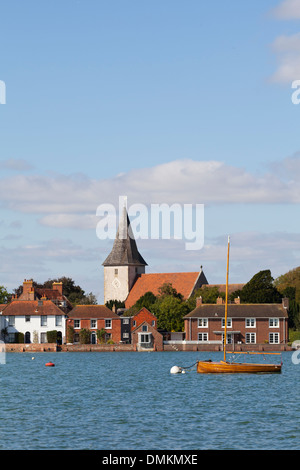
[{"x1": 197, "y1": 358, "x2": 282, "y2": 374}]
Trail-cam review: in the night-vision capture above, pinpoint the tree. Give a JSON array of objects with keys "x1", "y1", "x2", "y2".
[
  {"x1": 157, "y1": 283, "x2": 183, "y2": 300},
  {"x1": 231, "y1": 270, "x2": 281, "y2": 303},
  {"x1": 0, "y1": 286, "x2": 10, "y2": 304},
  {"x1": 151, "y1": 283, "x2": 189, "y2": 331},
  {"x1": 187, "y1": 286, "x2": 225, "y2": 310},
  {"x1": 124, "y1": 291, "x2": 157, "y2": 316},
  {"x1": 152, "y1": 295, "x2": 189, "y2": 331},
  {"x1": 274, "y1": 267, "x2": 300, "y2": 304}
]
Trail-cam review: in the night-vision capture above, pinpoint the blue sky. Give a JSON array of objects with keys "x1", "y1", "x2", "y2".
[{"x1": 1, "y1": 0, "x2": 300, "y2": 301}]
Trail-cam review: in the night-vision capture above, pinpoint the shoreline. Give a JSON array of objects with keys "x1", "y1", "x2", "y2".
[{"x1": 2, "y1": 342, "x2": 292, "y2": 353}]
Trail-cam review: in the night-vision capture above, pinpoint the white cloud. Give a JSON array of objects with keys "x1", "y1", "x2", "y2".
[
  {"x1": 0, "y1": 157, "x2": 299, "y2": 229},
  {"x1": 271, "y1": 0, "x2": 300, "y2": 20}
]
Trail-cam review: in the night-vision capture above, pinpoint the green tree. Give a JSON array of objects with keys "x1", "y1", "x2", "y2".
[
  {"x1": 0, "y1": 286, "x2": 10, "y2": 304},
  {"x1": 157, "y1": 282, "x2": 183, "y2": 300},
  {"x1": 152, "y1": 295, "x2": 189, "y2": 331},
  {"x1": 275, "y1": 267, "x2": 300, "y2": 304},
  {"x1": 232, "y1": 270, "x2": 281, "y2": 303},
  {"x1": 125, "y1": 291, "x2": 157, "y2": 316},
  {"x1": 187, "y1": 286, "x2": 225, "y2": 310}
]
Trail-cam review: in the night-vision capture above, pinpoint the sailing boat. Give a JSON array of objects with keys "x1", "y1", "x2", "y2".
[{"x1": 196, "y1": 237, "x2": 282, "y2": 374}]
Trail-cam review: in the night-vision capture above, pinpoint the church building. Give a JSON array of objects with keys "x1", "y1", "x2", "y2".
[{"x1": 102, "y1": 206, "x2": 209, "y2": 307}]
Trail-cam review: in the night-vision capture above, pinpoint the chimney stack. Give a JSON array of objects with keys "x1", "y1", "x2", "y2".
[
  {"x1": 216, "y1": 296, "x2": 223, "y2": 305},
  {"x1": 23, "y1": 280, "x2": 35, "y2": 300},
  {"x1": 52, "y1": 282, "x2": 63, "y2": 296},
  {"x1": 282, "y1": 298, "x2": 289, "y2": 310},
  {"x1": 196, "y1": 296, "x2": 202, "y2": 307}
]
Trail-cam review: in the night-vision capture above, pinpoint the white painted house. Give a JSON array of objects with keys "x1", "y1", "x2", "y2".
[{"x1": 0, "y1": 299, "x2": 66, "y2": 344}]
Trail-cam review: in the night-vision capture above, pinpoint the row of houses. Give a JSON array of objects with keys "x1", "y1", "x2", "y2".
[{"x1": 0, "y1": 279, "x2": 290, "y2": 351}]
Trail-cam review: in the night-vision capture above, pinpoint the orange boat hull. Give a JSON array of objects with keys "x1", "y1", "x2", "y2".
[{"x1": 197, "y1": 360, "x2": 282, "y2": 374}]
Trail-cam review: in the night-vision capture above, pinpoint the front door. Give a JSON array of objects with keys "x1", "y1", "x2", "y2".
[{"x1": 25, "y1": 331, "x2": 31, "y2": 343}]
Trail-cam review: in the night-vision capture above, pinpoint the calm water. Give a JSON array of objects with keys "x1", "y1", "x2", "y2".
[{"x1": 0, "y1": 351, "x2": 299, "y2": 450}]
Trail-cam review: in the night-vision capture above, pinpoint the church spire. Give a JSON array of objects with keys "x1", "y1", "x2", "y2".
[{"x1": 102, "y1": 205, "x2": 147, "y2": 267}]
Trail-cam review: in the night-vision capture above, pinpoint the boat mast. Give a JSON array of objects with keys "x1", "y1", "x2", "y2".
[{"x1": 223, "y1": 236, "x2": 230, "y2": 362}]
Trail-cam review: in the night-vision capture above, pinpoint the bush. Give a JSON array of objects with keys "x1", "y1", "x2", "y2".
[
  {"x1": 47, "y1": 330, "x2": 58, "y2": 343},
  {"x1": 15, "y1": 332, "x2": 24, "y2": 343},
  {"x1": 67, "y1": 325, "x2": 74, "y2": 343},
  {"x1": 79, "y1": 328, "x2": 91, "y2": 344},
  {"x1": 97, "y1": 328, "x2": 106, "y2": 343}
]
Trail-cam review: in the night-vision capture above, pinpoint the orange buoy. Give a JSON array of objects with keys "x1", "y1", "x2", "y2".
[{"x1": 45, "y1": 362, "x2": 55, "y2": 367}]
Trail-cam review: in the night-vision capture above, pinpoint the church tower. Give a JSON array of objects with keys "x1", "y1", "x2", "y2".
[{"x1": 102, "y1": 206, "x2": 147, "y2": 305}]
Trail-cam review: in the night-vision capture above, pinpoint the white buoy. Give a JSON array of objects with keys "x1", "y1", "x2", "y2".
[
  {"x1": 170, "y1": 365, "x2": 182, "y2": 374},
  {"x1": 32, "y1": 357, "x2": 35, "y2": 360}
]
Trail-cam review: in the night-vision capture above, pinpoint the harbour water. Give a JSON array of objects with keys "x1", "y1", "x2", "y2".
[{"x1": 0, "y1": 351, "x2": 299, "y2": 450}]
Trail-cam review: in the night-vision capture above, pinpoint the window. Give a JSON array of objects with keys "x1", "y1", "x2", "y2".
[
  {"x1": 114, "y1": 269, "x2": 118, "y2": 276},
  {"x1": 90, "y1": 319, "x2": 97, "y2": 329},
  {"x1": 40, "y1": 332, "x2": 47, "y2": 343},
  {"x1": 25, "y1": 315, "x2": 31, "y2": 322},
  {"x1": 198, "y1": 318, "x2": 208, "y2": 328},
  {"x1": 41, "y1": 316, "x2": 47, "y2": 326},
  {"x1": 123, "y1": 318, "x2": 129, "y2": 324},
  {"x1": 123, "y1": 332, "x2": 129, "y2": 339},
  {"x1": 105, "y1": 319, "x2": 112, "y2": 329},
  {"x1": 56, "y1": 315, "x2": 62, "y2": 327},
  {"x1": 74, "y1": 319, "x2": 80, "y2": 329},
  {"x1": 269, "y1": 318, "x2": 279, "y2": 328},
  {"x1": 245, "y1": 318, "x2": 256, "y2": 328},
  {"x1": 221, "y1": 318, "x2": 232, "y2": 328},
  {"x1": 269, "y1": 333, "x2": 280, "y2": 344},
  {"x1": 151, "y1": 320, "x2": 155, "y2": 327},
  {"x1": 198, "y1": 333, "x2": 208, "y2": 341},
  {"x1": 8, "y1": 316, "x2": 15, "y2": 326},
  {"x1": 140, "y1": 334, "x2": 151, "y2": 343},
  {"x1": 8, "y1": 333, "x2": 15, "y2": 343},
  {"x1": 142, "y1": 325, "x2": 148, "y2": 332},
  {"x1": 133, "y1": 320, "x2": 136, "y2": 327},
  {"x1": 246, "y1": 333, "x2": 256, "y2": 344}
]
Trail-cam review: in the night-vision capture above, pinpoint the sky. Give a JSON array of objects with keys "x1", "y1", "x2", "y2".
[{"x1": 1, "y1": 0, "x2": 300, "y2": 302}]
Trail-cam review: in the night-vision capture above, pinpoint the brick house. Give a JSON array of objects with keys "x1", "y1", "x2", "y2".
[
  {"x1": 184, "y1": 297, "x2": 289, "y2": 347},
  {"x1": 130, "y1": 307, "x2": 164, "y2": 351},
  {"x1": 67, "y1": 305, "x2": 121, "y2": 344},
  {"x1": 17, "y1": 279, "x2": 72, "y2": 313},
  {"x1": 131, "y1": 321, "x2": 163, "y2": 351},
  {"x1": 0, "y1": 299, "x2": 66, "y2": 344}
]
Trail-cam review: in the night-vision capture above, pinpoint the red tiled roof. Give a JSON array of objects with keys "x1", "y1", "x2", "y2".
[
  {"x1": 125, "y1": 272, "x2": 201, "y2": 308},
  {"x1": 184, "y1": 303, "x2": 288, "y2": 319},
  {"x1": 69, "y1": 305, "x2": 120, "y2": 319},
  {"x1": 2, "y1": 300, "x2": 64, "y2": 316},
  {"x1": 208, "y1": 284, "x2": 245, "y2": 295}
]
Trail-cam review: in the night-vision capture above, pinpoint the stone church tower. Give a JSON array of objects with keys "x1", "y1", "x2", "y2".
[{"x1": 102, "y1": 206, "x2": 147, "y2": 304}]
